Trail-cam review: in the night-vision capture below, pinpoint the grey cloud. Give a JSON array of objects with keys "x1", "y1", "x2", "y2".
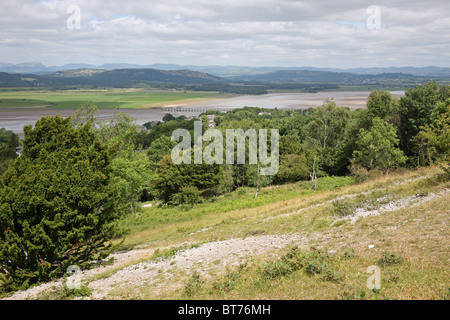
[{"x1": 0, "y1": 0, "x2": 449, "y2": 67}]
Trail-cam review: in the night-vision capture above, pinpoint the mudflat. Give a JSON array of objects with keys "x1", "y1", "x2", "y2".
[{"x1": 0, "y1": 91, "x2": 405, "y2": 137}]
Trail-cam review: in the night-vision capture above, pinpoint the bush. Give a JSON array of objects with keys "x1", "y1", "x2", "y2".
[
  {"x1": 260, "y1": 246, "x2": 339, "y2": 282},
  {"x1": 0, "y1": 116, "x2": 123, "y2": 292},
  {"x1": 184, "y1": 271, "x2": 203, "y2": 296},
  {"x1": 212, "y1": 270, "x2": 241, "y2": 294},
  {"x1": 349, "y1": 163, "x2": 370, "y2": 183},
  {"x1": 170, "y1": 186, "x2": 204, "y2": 206},
  {"x1": 261, "y1": 260, "x2": 296, "y2": 280},
  {"x1": 299, "y1": 176, "x2": 356, "y2": 191},
  {"x1": 332, "y1": 199, "x2": 354, "y2": 217},
  {"x1": 378, "y1": 252, "x2": 405, "y2": 267}
]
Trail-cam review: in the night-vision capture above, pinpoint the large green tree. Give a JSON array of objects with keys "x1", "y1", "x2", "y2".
[
  {"x1": 398, "y1": 81, "x2": 447, "y2": 158},
  {"x1": 0, "y1": 128, "x2": 20, "y2": 174},
  {"x1": 361, "y1": 90, "x2": 399, "y2": 129},
  {"x1": 304, "y1": 99, "x2": 352, "y2": 176},
  {"x1": 0, "y1": 116, "x2": 123, "y2": 291},
  {"x1": 153, "y1": 153, "x2": 229, "y2": 204},
  {"x1": 353, "y1": 117, "x2": 406, "y2": 175},
  {"x1": 414, "y1": 103, "x2": 450, "y2": 164}
]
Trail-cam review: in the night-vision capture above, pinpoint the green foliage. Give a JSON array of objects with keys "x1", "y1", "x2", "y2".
[
  {"x1": 211, "y1": 269, "x2": 242, "y2": 294},
  {"x1": 414, "y1": 103, "x2": 450, "y2": 164},
  {"x1": 170, "y1": 186, "x2": 204, "y2": 206},
  {"x1": 398, "y1": 82, "x2": 447, "y2": 157},
  {"x1": 153, "y1": 146, "x2": 232, "y2": 204},
  {"x1": 364, "y1": 90, "x2": 399, "y2": 127},
  {"x1": 71, "y1": 104, "x2": 156, "y2": 207},
  {"x1": 0, "y1": 128, "x2": 20, "y2": 175},
  {"x1": 261, "y1": 260, "x2": 296, "y2": 279},
  {"x1": 304, "y1": 100, "x2": 352, "y2": 175},
  {"x1": 332, "y1": 199, "x2": 354, "y2": 217},
  {"x1": 260, "y1": 246, "x2": 340, "y2": 283},
  {"x1": 274, "y1": 154, "x2": 310, "y2": 183},
  {"x1": 147, "y1": 135, "x2": 177, "y2": 171},
  {"x1": 298, "y1": 176, "x2": 356, "y2": 191},
  {"x1": 184, "y1": 271, "x2": 203, "y2": 296},
  {"x1": 110, "y1": 151, "x2": 156, "y2": 214},
  {"x1": 378, "y1": 252, "x2": 405, "y2": 267},
  {"x1": 353, "y1": 117, "x2": 406, "y2": 174},
  {"x1": 0, "y1": 116, "x2": 123, "y2": 292}
]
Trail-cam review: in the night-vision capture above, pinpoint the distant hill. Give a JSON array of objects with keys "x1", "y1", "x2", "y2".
[
  {"x1": 1, "y1": 62, "x2": 449, "y2": 78},
  {"x1": 0, "y1": 64, "x2": 447, "y2": 89},
  {"x1": 0, "y1": 68, "x2": 222, "y2": 87},
  {"x1": 226, "y1": 70, "x2": 440, "y2": 83},
  {"x1": 52, "y1": 68, "x2": 222, "y2": 85},
  {"x1": 0, "y1": 72, "x2": 37, "y2": 87}
]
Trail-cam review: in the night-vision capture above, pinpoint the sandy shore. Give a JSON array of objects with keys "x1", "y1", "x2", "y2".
[{"x1": 0, "y1": 91, "x2": 405, "y2": 137}]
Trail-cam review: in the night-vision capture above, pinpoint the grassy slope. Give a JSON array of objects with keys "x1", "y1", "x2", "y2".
[
  {"x1": 101, "y1": 166, "x2": 449, "y2": 300},
  {"x1": 19, "y1": 166, "x2": 449, "y2": 300}
]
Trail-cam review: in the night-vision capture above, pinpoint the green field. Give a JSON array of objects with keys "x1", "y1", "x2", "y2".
[{"x1": 0, "y1": 89, "x2": 224, "y2": 109}]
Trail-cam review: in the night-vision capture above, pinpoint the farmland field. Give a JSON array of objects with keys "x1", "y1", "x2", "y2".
[{"x1": 0, "y1": 89, "x2": 226, "y2": 109}]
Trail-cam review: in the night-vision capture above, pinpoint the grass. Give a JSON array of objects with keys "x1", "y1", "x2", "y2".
[
  {"x1": 116, "y1": 166, "x2": 442, "y2": 250},
  {"x1": 0, "y1": 88, "x2": 224, "y2": 109},
  {"x1": 107, "y1": 165, "x2": 448, "y2": 300},
  {"x1": 116, "y1": 175, "x2": 358, "y2": 248},
  {"x1": 11, "y1": 165, "x2": 449, "y2": 300}
]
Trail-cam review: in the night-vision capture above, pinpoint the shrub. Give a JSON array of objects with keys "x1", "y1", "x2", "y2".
[
  {"x1": 170, "y1": 186, "x2": 204, "y2": 206},
  {"x1": 260, "y1": 246, "x2": 338, "y2": 281},
  {"x1": 378, "y1": 252, "x2": 405, "y2": 267},
  {"x1": 332, "y1": 199, "x2": 354, "y2": 217},
  {"x1": 212, "y1": 270, "x2": 241, "y2": 294},
  {"x1": 349, "y1": 163, "x2": 370, "y2": 183},
  {"x1": 261, "y1": 260, "x2": 295, "y2": 280},
  {"x1": 0, "y1": 116, "x2": 123, "y2": 292},
  {"x1": 184, "y1": 271, "x2": 203, "y2": 296}
]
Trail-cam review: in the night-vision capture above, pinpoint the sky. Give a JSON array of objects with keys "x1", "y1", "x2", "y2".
[{"x1": 1, "y1": 0, "x2": 449, "y2": 68}]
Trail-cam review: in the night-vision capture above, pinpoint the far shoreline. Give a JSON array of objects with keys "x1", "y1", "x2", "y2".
[{"x1": 0, "y1": 90, "x2": 405, "y2": 138}]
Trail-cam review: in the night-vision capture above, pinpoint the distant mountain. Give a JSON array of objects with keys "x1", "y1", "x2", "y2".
[
  {"x1": 0, "y1": 63, "x2": 447, "y2": 89},
  {"x1": 1, "y1": 62, "x2": 449, "y2": 78},
  {"x1": 227, "y1": 70, "x2": 440, "y2": 83},
  {"x1": 59, "y1": 63, "x2": 98, "y2": 70},
  {"x1": 0, "y1": 62, "x2": 51, "y2": 74}
]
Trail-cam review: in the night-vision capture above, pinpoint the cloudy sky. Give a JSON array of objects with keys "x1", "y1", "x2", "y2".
[{"x1": 1, "y1": 0, "x2": 449, "y2": 68}]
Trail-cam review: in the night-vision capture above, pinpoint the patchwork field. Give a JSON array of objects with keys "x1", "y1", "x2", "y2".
[{"x1": 0, "y1": 89, "x2": 224, "y2": 109}]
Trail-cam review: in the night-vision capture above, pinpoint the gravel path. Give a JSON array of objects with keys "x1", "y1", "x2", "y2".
[
  {"x1": 3, "y1": 234, "x2": 307, "y2": 300},
  {"x1": 3, "y1": 174, "x2": 447, "y2": 300}
]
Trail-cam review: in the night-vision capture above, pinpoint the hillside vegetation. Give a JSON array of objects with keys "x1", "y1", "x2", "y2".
[
  {"x1": 0, "y1": 81, "x2": 448, "y2": 299},
  {"x1": 3, "y1": 165, "x2": 449, "y2": 300}
]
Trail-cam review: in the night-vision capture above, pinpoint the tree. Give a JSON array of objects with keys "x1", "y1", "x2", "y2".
[
  {"x1": 353, "y1": 117, "x2": 406, "y2": 175},
  {"x1": 398, "y1": 81, "x2": 444, "y2": 157},
  {"x1": 147, "y1": 135, "x2": 177, "y2": 171},
  {"x1": 110, "y1": 150, "x2": 156, "y2": 213},
  {"x1": 274, "y1": 154, "x2": 309, "y2": 183},
  {"x1": 304, "y1": 99, "x2": 351, "y2": 176},
  {"x1": 414, "y1": 103, "x2": 450, "y2": 164},
  {"x1": 0, "y1": 128, "x2": 19, "y2": 174},
  {"x1": 162, "y1": 113, "x2": 176, "y2": 122},
  {"x1": 0, "y1": 116, "x2": 123, "y2": 291},
  {"x1": 361, "y1": 90, "x2": 399, "y2": 129},
  {"x1": 153, "y1": 153, "x2": 228, "y2": 205}
]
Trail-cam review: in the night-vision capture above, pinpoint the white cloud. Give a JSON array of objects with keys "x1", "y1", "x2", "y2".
[{"x1": 0, "y1": 0, "x2": 449, "y2": 67}]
